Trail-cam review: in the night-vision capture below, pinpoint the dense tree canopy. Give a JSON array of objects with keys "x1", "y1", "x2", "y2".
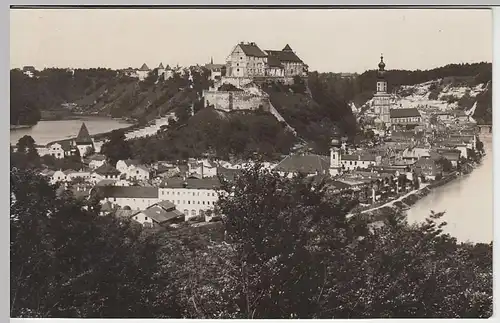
[{"x1": 10, "y1": 165, "x2": 492, "y2": 318}]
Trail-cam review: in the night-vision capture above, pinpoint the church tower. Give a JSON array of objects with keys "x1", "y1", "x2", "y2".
[
  {"x1": 329, "y1": 130, "x2": 343, "y2": 177},
  {"x1": 372, "y1": 55, "x2": 391, "y2": 124}
]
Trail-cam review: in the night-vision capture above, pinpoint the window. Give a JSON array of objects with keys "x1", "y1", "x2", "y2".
[
  {"x1": 145, "y1": 217, "x2": 148, "y2": 220},
  {"x1": 188, "y1": 201, "x2": 191, "y2": 204},
  {"x1": 198, "y1": 201, "x2": 200, "y2": 204},
  {"x1": 191, "y1": 210, "x2": 196, "y2": 216},
  {"x1": 237, "y1": 68, "x2": 239, "y2": 72},
  {"x1": 184, "y1": 209, "x2": 188, "y2": 215},
  {"x1": 193, "y1": 192, "x2": 196, "y2": 196},
  {"x1": 203, "y1": 201, "x2": 205, "y2": 205},
  {"x1": 177, "y1": 200, "x2": 180, "y2": 204}
]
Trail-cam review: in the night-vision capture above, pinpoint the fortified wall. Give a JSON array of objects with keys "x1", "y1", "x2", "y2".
[{"x1": 203, "y1": 90, "x2": 270, "y2": 112}]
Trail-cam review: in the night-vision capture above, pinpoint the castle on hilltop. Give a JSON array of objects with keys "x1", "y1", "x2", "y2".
[
  {"x1": 202, "y1": 42, "x2": 309, "y2": 113},
  {"x1": 224, "y1": 42, "x2": 308, "y2": 80}
]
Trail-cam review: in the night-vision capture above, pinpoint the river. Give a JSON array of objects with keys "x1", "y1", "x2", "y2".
[
  {"x1": 406, "y1": 135, "x2": 493, "y2": 243},
  {"x1": 10, "y1": 117, "x2": 133, "y2": 146}
]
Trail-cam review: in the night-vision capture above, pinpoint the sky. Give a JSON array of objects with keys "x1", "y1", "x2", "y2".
[{"x1": 10, "y1": 9, "x2": 493, "y2": 73}]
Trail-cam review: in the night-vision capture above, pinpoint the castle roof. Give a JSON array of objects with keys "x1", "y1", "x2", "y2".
[
  {"x1": 139, "y1": 63, "x2": 150, "y2": 71},
  {"x1": 75, "y1": 123, "x2": 93, "y2": 144},
  {"x1": 265, "y1": 49, "x2": 303, "y2": 63},
  {"x1": 158, "y1": 62, "x2": 164, "y2": 69},
  {"x1": 283, "y1": 44, "x2": 293, "y2": 51},
  {"x1": 238, "y1": 42, "x2": 267, "y2": 57},
  {"x1": 266, "y1": 55, "x2": 284, "y2": 68}
]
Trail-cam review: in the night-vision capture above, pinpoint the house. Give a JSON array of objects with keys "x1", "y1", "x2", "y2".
[
  {"x1": 51, "y1": 170, "x2": 69, "y2": 183},
  {"x1": 131, "y1": 200, "x2": 185, "y2": 228},
  {"x1": 390, "y1": 131, "x2": 423, "y2": 143},
  {"x1": 435, "y1": 111, "x2": 453, "y2": 122},
  {"x1": 401, "y1": 147, "x2": 430, "y2": 165},
  {"x1": 158, "y1": 178, "x2": 221, "y2": 220},
  {"x1": 273, "y1": 154, "x2": 330, "y2": 178},
  {"x1": 414, "y1": 157, "x2": 442, "y2": 181},
  {"x1": 390, "y1": 108, "x2": 422, "y2": 126},
  {"x1": 339, "y1": 154, "x2": 380, "y2": 171},
  {"x1": 22, "y1": 66, "x2": 36, "y2": 77},
  {"x1": 137, "y1": 63, "x2": 151, "y2": 81},
  {"x1": 95, "y1": 186, "x2": 160, "y2": 211},
  {"x1": 93, "y1": 164, "x2": 121, "y2": 182},
  {"x1": 116, "y1": 159, "x2": 140, "y2": 174},
  {"x1": 87, "y1": 154, "x2": 107, "y2": 170},
  {"x1": 48, "y1": 142, "x2": 74, "y2": 159},
  {"x1": 205, "y1": 58, "x2": 225, "y2": 81},
  {"x1": 65, "y1": 170, "x2": 92, "y2": 182},
  {"x1": 157, "y1": 62, "x2": 165, "y2": 77},
  {"x1": 436, "y1": 148, "x2": 461, "y2": 167},
  {"x1": 225, "y1": 42, "x2": 307, "y2": 79},
  {"x1": 74, "y1": 123, "x2": 95, "y2": 158},
  {"x1": 127, "y1": 164, "x2": 151, "y2": 181},
  {"x1": 187, "y1": 159, "x2": 218, "y2": 178}
]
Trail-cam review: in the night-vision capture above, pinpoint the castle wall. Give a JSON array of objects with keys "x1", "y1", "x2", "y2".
[{"x1": 203, "y1": 90, "x2": 270, "y2": 112}]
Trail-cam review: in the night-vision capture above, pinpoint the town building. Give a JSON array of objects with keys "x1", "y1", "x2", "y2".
[
  {"x1": 157, "y1": 62, "x2": 165, "y2": 77},
  {"x1": 131, "y1": 200, "x2": 185, "y2": 228},
  {"x1": 92, "y1": 164, "x2": 121, "y2": 183},
  {"x1": 390, "y1": 108, "x2": 422, "y2": 127},
  {"x1": 414, "y1": 157, "x2": 443, "y2": 181},
  {"x1": 96, "y1": 186, "x2": 160, "y2": 211},
  {"x1": 274, "y1": 154, "x2": 330, "y2": 178},
  {"x1": 187, "y1": 159, "x2": 218, "y2": 178},
  {"x1": 87, "y1": 154, "x2": 107, "y2": 170},
  {"x1": 158, "y1": 178, "x2": 221, "y2": 220},
  {"x1": 22, "y1": 66, "x2": 36, "y2": 78},
  {"x1": 137, "y1": 63, "x2": 151, "y2": 81},
  {"x1": 48, "y1": 142, "x2": 75, "y2": 159},
  {"x1": 126, "y1": 164, "x2": 151, "y2": 181},
  {"x1": 340, "y1": 153, "x2": 380, "y2": 171},
  {"x1": 116, "y1": 159, "x2": 141, "y2": 175},
  {"x1": 74, "y1": 122, "x2": 95, "y2": 158},
  {"x1": 205, "y1": 57, "x2": 225, "y2": 81},
  {"x1": 372, "y1": 55, "x2": 391, "y2": 124}
]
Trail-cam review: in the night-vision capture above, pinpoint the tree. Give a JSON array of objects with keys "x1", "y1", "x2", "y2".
[
  {"x1": 16, "y1": 135, "x2": 36, "y2": 154},
  {"x1": 217, "y1": 165, "x2": 365, "y2": 318},
  {"x1": 10, "y1": 168, "x2": 181, "y2": 318},
  {"x1": 100, "y1": 130, "x2": 132, "y2": 165}
]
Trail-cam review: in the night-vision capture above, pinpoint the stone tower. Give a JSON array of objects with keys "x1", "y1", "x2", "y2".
[
  {"x1": 373, "y1": 54, "x2": 391, "y2": 124},
  {"x1": 329, "y1": 129, "x2": 343, "y2": 177}
]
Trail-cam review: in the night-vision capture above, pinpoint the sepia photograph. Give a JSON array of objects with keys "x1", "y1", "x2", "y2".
[{"x1": 10, "y1": 7, "x2": 493, "y2": 319}]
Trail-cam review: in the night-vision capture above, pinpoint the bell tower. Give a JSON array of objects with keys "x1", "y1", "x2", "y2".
[
  {"x1": 329, "y1": 130, "x2": 343, "y2": 177},
  {"x1": 373, "y1": 54, "x2": 391, "y2": 124}
]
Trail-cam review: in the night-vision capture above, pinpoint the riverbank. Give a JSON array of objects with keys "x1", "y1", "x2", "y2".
[
  {"x1": 10, "y1": 124, "x2": 34, "y2": 130},
  {"x1": 354, "y1": 172, "x2": 459, "y2": 220}
]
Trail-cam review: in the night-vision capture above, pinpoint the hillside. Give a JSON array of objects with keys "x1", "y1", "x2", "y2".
[
  {"x1": 318, "y1": 62, "x2": 492, "y2": 124},
  {"x1": 127, "y1": 107, "x2": 297, "y2": 163},
  {"x1": 10, "y1": 66, "x2": 209, "y2": 126}
]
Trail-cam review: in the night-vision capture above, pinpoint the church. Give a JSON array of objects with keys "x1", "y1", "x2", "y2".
[{"x1": 372, "y1": 55, "x2": 391, "y2": 125}]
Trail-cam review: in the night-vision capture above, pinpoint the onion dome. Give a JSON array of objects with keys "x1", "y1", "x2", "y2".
[{"x1": 378, "y1": 55, "x2": 386, "y2": 71}]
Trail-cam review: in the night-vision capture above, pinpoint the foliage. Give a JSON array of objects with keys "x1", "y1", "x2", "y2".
[
  {"x1": 128, "y1": 108, "x2": 296, "y2": 163},
  {"x1": 10, "y1": 168, "x2": 182, "y2": 318},
  {"x1": 10, "y1": 164, "x2": 492, "y2": 318},
  {"x1": 100, "y1": 129, "x2": 132, "y2": 165}
]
